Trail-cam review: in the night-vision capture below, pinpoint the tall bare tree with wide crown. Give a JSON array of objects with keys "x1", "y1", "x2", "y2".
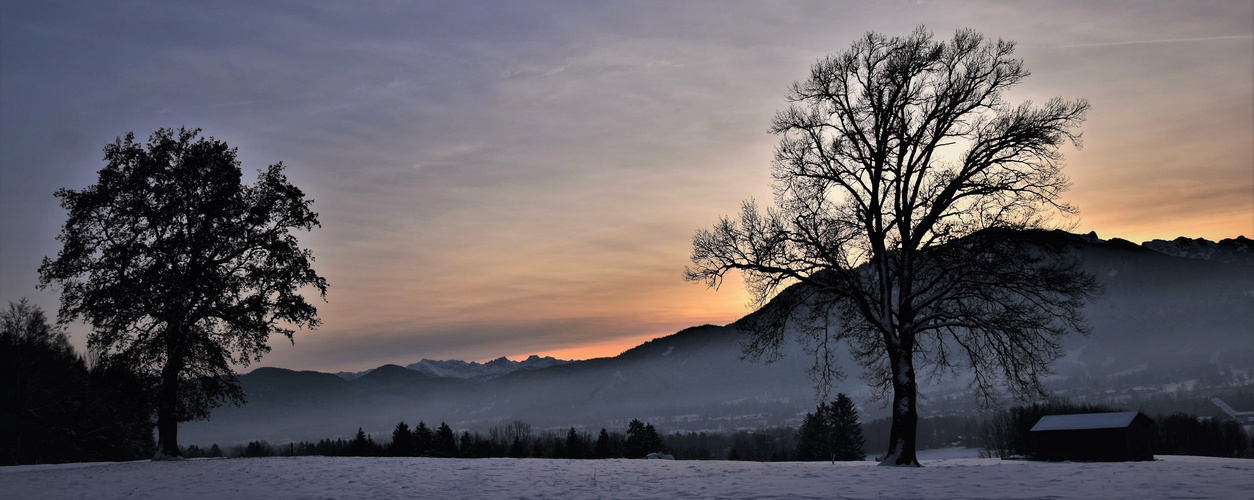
[{"x1": 685, "y1": 27, "x2": 1099, "y2": 466}]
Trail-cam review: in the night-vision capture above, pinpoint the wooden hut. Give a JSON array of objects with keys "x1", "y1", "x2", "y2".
[{"x1": 1029, "y1": 411, "x2": 1154, "y2": 461}]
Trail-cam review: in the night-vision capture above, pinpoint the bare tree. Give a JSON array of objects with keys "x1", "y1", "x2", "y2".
[{"x1": 685, "y1": 28, "x2": 1099, "y2": 466}]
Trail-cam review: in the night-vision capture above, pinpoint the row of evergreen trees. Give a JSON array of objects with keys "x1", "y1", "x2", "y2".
[
  {"x1": 188, "y1": 398, "x2": 867, "y2": 462},
  {"x1": 386, "y1": 421, "x2": 460, "y2": 457},
  {"x1": 192, "y1": 418, "x2": 666, "y2": 459},
  {"x1": 1, "y1": 300, "x2": 155, "y2": 465}
]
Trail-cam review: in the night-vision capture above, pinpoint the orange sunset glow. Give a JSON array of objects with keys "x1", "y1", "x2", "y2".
[{"x1": 2, "y1": 1, "x2": 1250, "y2": 374}]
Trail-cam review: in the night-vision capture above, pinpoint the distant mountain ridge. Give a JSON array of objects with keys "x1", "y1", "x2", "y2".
[
  {"x1": 182, "y1": 230, "x2": 1254, "y2": 447},
  {"x1": 335, "y1": 355, "x2": 570, "y2": 381},
  {"x1": 1141, "y1": 235, "x2": 1254, "y2": 266},
  {"x1": 322, "y1": 233, "x2": 1246, "y2": 383}
]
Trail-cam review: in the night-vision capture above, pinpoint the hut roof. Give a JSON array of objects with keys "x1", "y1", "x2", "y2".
[{"x1": 1030, "y1": 411, "x2": 1147, "y2": 432}]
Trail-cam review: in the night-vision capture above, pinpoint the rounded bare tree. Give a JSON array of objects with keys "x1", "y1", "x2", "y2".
[{"x1": 685, "y1": 28, "x2": 1099, "y2": 466}]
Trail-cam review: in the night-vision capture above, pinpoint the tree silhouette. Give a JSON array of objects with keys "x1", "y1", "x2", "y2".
[
  {"x1": 686, "y1": 28, "x2": 1098, "y2": 465},
  {"x1": 38, "y1": 128, "x2": 327, "y2": 458},
  {"x1": 509, "y1": 436, "x2": 528, "y2": 458},
  {"x1": 625, "y1": 419, "x2": 664, "y2": 458},
  {"x1": 459, "y1": 431, "x2": 474, "y2": 458},
  {"x1": 413, "y1": 421, "x2": 433, "y2": 457},
  {"x1": 349, "y1": 428, "x2": 376, "y2": 456},
  {"x1": 391, "y1": 421, "x2": 413, "y2": 456},
  {"x1": 434, "y1": 422, "x2": 458, "y2": 458},
  {"x1": 565, "y1": 427, "x2": 584, "y2": 459},
  {"x1": 84, "y1": 354, "x2": 158, "y2": 461},
  {"x1": 1, "y1": 299, "x2": 154, "y2": 464},
  {"x1": 1, "y1": 299, "x2": 85, "y2": 464},
  {"x1": 625, "y1": 419, "x2": 647, "y2": 458},
  {"x1": 829, "y1": 393, "x2": 866, "y2": 461},
  {"x1": 594, "y1": 428, "x2": 614, "y2": 458},
  {"x1": 795, "y1": 402, "x2": 832, "y2": 461}
]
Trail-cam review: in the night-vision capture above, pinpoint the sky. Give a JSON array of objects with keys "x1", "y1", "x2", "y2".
[{"x1": 1, "y1": 1, "x2": 1251, "y2": 373}]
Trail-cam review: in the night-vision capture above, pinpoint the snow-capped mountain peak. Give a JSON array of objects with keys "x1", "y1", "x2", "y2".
[
  {"x1": 335, "y1": 355, "x2": 570, "y2": 381},
  {"x1": 1142, "y1": 236, "x2": 1253, "y2": 265},
  {"x1": 403, "y1": 355, "x2": 570, "y2": 380}
]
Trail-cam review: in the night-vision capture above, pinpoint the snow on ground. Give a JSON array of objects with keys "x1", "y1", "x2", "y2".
[{"x1": 2, "y1": 454, "x2": 1250, "y2": 500}]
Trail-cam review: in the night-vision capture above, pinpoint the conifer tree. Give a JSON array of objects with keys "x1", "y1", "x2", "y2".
[
  {"x1": 625, "y1": 419, "x2": 648, "y2": 458},
  {"x1": 413, "y1": 421, "x2": 433, "y2": 456},
  {"x1": 795, "y1": 402, "x2": 833, "y2": 461},
  {"x1": 565, "y1": 427, "x2": 584, "y2": 459},
  {"x1": 795, "y1": 393, "x2": 866, "y2": 462},
  {"x1": 459, "y1": 431, "x2": 474, "y2": 458},
  {"x1": 829, "y1": 393, "x2": 866, "y2": 461},
  {"x1": 434, "y1": 422, "x2": 458, "y2": 458},
  {"x1": 349, "y1": 428, "x2": 375, "y2": 457},
  {"x1": 595, "y1": 428, "x2": 613, "y2": 459},
  {"x1": 626, "y1": 419, "x2": 664, "y2": 458},
  {"x1": 391, "y1": 421, "x2": 413, "y2": 457},
  {"x1": 643, "y1": 424, "x2": 663, "y2": 455}
]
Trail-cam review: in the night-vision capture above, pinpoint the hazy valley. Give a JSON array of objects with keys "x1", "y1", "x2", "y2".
[{"x1": 181, "y1": 232, "x2": 1254, "y2": 447}]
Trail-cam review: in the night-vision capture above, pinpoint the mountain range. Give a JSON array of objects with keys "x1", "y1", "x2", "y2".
[
  {"x1": 334, "y1": 355, "x2": 571, "y2": 381},
  {"x1": 1141, "y1": 235, "x2": 1254, "y2": 266},
  {"x1": 180, "y1": 231, "x2": 1254, "y2": 447}
]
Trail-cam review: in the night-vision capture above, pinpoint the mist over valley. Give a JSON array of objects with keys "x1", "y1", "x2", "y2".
[{"x1": 181, "y1": 231, "x2": 1254, "y2": 447}]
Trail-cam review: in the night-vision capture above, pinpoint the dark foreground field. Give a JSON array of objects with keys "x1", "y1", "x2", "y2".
[{"x1": 2, "y1": 453, "x2": 1249, "y2": 499}]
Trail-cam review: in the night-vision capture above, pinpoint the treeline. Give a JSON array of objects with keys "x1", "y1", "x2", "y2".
[
  {"x1": 191, "y1": 418, "x2": 666, "y2": 459},
  {"x1": 195, "y1": 399, "x2": 1254, "y2": 462},
  {"x1": 192, "y1": 397, "x2": 870, "y2": 462},
  {"x1": 980, "y1": 400, "x2": 1254, "y2": 459},
  {"x1": 1, "y1": 300, "x2": 155, "y2": 465},
  {"x1": 197, "y1": 424, "x2": 800, "y2": 461},
  {"x1": 1155, "y1": 412, "x2": 1252, "y2": 458}
]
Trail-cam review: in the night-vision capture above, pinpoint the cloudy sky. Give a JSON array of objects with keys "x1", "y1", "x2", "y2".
[{"x1": 2, "y1": 1, "x2": 1250, "y2": 373}]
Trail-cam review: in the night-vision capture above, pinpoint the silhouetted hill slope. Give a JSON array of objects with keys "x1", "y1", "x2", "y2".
[
  {"x1": 1065, "y1": 233, "x2": 1254, "y2": 377},
  {"x1": 241, "y1": 367, "x2": 353, "y2": 403},
  {"x1": 351, "y1": 364, "x2": 437, "y2": 392},
  {"x1": 182, "y1": 231, "x2": 1254, "y2": 446}
]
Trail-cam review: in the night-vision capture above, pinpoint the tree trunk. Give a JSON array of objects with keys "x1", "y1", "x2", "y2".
[
  {"x1": 154, "y1": 347, "x2": 182, "y2": 459},
  {"x1": 880, "y1": 347, "x2": 920, "y2": 466}
]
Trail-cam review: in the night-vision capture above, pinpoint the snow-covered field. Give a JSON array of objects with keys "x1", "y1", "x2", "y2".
[{"x1": 3, "y1": 454, "x2": 1250, "y2": 499}]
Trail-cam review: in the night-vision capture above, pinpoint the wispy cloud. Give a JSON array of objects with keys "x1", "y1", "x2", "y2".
[
  {"x1": 2, "y1": 0, "x2": 1251, "y2": 373},
  {"x1": 1042, "y1": 34, "x2": 1254, "y2": 49}
]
